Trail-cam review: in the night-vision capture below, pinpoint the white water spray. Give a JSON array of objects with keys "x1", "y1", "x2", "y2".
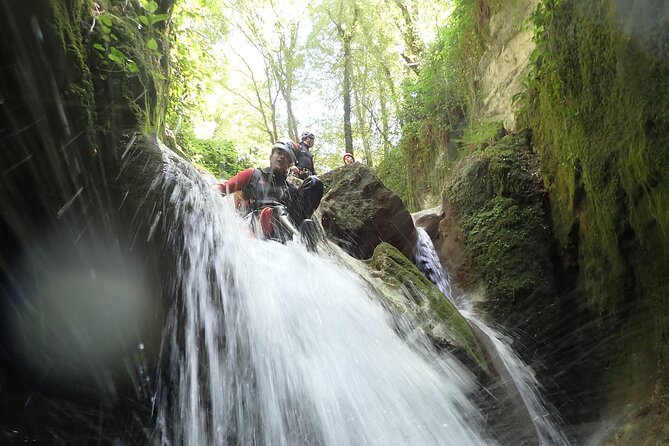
[
  {"x1": 413, "y1": 227, "x2": 571, "y2": 446},
  {"x1": 154, "y1": 159, "x2": 494, "y2": 445}
]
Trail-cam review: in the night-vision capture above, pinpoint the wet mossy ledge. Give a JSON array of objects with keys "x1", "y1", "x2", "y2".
[
  {"x1": 520, "y1": 0, "x2": 669, "y2": 427},
  {"x1": 49, "y1": 0, "x2": 172, "y2": 137},
  {"x1": 368, "y1": 242, "x2": 487, "y2": 374}
]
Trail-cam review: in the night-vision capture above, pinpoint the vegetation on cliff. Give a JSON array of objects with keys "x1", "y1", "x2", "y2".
[
  {"x1": 445, "y1": 132, "x2": 554, "y2": 316},
  {"x1": 520, "y1": 0, "x2": 669, "y2": 412},
  {"x1": 377, "y1": 0, "x2": 489, "y2": 210},
  {"x1": 373, "y1": 0, "x2": 669, "y2": 431}
]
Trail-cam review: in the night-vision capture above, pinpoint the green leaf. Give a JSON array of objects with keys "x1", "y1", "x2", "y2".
[
  {"x1": 93, "y1": 43, "x2": 105, "y2": 52},
  {"x1": 147, "y1": 38, "x2": 158, "y2": 50},
  {"x1": 128, "y1": 61, "x2": 140, "y2": 74},
  {"x1": 108, "y1": 53, "x2": 123, "y2": 64},
  {"x1": 152, "y1": 71, "x2": 167, "y2": 80},
  {"x1": 141, "y1": 0, "x2": 159, "y2": 13},
  {"x1": 110, "y1": 46, "x2": 125, "y2": 58},
  {"x1": 149, "y1": 13, "x2": 170, "y2": 25},
  {"x1": 108, "y1": 46, "x2": 126, "y2": 65},
  {"x1": 139, "y1": 15, "x2": 150, "y2": 26},
  {"x1": 98, "y1": 14, "x2": 112, "y2": 27}
]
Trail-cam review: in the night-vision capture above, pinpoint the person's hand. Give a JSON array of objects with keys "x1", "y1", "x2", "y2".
[
  {"x1": 290, "y1": 166, "x2": 300, "y2": 176},
  {"x1": 215, "y1": 182, "x2": 227, "y2": 195}
]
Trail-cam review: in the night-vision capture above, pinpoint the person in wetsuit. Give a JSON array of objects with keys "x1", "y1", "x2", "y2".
[
  {"x1": 290, "y1": 131, "x2": 316, "y2": 180},
  {"x1": 216, "y1": 138, "x2": 323, "y2": 240}
]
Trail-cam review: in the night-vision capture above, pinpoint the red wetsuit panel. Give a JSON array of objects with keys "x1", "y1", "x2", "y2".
[
  {"x1": 216, "y1": 168, "x2": 255, "y2": 195},
  {"x1": 259, "y1": 207, "x2": 274, "y2": 236}
]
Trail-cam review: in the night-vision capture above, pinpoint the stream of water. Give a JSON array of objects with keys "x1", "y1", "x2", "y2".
[
  {"x1": 153, "y1": 160, "x2": 495, "y2": 445},
  {"x1": 414, "y1": 227, "x2": 570, "y2": 446}
]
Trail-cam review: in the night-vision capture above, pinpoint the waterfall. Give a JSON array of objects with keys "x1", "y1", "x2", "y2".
[
  {"x1": 153, "y1": 160, "x2": 495, "y2": 445},
  {"x1": 414, "y1": 226, "x2": 455, "y2": 302},
  {"x1": 413, "y1": 227, "x2": 571, "y2": 446}
]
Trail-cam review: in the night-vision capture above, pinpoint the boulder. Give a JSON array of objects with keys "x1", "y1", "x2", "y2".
[
  {"x1": 319, "y1": 163, "x2": 417, "y2": 261},
  {"x1": 444, "y1": 131, "x2": 556, "y2": 327},
  {"x1": 411, "y1": 204, "x2": 443, "y2": 240},
  {"x1": 368, "y1": 242, "x2": 487, "y2": 374}
]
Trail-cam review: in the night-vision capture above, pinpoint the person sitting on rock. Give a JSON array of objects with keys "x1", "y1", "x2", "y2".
[
  {"x1": 290, "y1": 131, "x2": 317, "y2": 179},
  {"x1": 216, "y1": 138, "x2": 323, "y2": 243},
  {"x1": 343, "y1": 152, "x2": 355, "y2": 165}
]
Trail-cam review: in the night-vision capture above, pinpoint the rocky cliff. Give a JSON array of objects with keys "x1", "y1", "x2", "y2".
[
  {"x1": 476, "y1": 0, "x2": 538, "y2": 130},
  {"x1": 423, "y1": 0, "x2": 669, "y2": 443}
]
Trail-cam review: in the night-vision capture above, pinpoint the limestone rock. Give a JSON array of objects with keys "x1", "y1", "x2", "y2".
[
  {"x1": 412, "y1": 204, "x2": 443, "y2": 240},
  {"x1": 477, "y1": 0, "x2": 539, "y2": 130}
]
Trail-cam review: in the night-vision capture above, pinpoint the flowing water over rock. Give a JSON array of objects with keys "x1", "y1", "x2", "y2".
[
  {"x1": 414, "y1": 227, "x2": 456, "y2": 304},
  {"x1": 154, "y1": 159, "x2": 496, "y2": 445},
  {"x1": 414, "y1": 227, "x2": 571, "y2": 446}
]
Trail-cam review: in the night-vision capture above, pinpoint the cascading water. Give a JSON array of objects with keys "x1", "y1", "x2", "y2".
[
  {"x1": 413, "y1": 227, "x2": 571, "y2": 446},
  {"x1": 154, "y1": 158, "x2": 496, "y2": 445},
  {"x1": 414, "y1": 227, "x2": 455, "y2": 304}
]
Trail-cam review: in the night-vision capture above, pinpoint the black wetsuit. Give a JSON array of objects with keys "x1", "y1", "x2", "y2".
[
  {"x1": 295, "y1": 142, "x2": 316, "y2": 180},
  {"x1": 222, "y1": 167, "x2": 323, "y2": 224}
]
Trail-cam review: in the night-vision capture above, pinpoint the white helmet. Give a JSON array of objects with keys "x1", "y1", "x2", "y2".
[{"x1": 272, "y1": 138, "x2": 297, "y2": 163}]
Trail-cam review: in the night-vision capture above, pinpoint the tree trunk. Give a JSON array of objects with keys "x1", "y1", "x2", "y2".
[
  {"x1": 343, "y1": 33, "x2": 354, "y2": 155},
  {"x1": 393, "y1": 0, "x2": 424, "y2": 73},
  {"x1": 285, "y1": 92, "x2": 299, "y2": 141},
  {"x1": 379, "y1": 84, "x2": 391, "y2": 156},
  {"x1": 354, "y1": 80, "x2": 373, "y2": 167}
]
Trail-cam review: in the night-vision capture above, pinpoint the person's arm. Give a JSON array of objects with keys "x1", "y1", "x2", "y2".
[
  {"x1": 215, "y1": 168, "x2": 255, "y2": 195},
  {"x1": 309, "y1": 154, "x2": 316, "y2": 175}
]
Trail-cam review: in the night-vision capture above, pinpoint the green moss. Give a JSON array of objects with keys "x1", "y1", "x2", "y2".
[
  {"x1": 463, "y1": 197, "x2": 553, "y2": 298},
  {"x1": 48, "y1": 0, "x2": 172, "y2": 135},
  {"x1": 369, "y1": 243, "x2": 487, "y2": 371},
  {"x1": 445, "y1": 132, "x2": 555, "y2": 321},
  {"x1": 523, "y1": 0, "x2": 669, "y2": 312},
  {"x1": 459, "y1": 120, "x2": 505, "y2": 146},
  {"x1": 522, "y1": 0, "x2": 669, "y2": 412},
  {"x1": 50, "y1": 0, "x2": 97, "y2": 140}
]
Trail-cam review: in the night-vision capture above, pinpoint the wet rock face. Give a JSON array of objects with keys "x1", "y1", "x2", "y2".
[
  {"x1": 412, "y1": 205, "x2": 443, "y2": 240},
  {"x1": 319, "y1": 163, "x2": 417, "y2": 261},
  {"x1": 0, "y1": 0, "x2": 174, "y2": 439},
  {"x1": 368, "y1": 242, "x2": 487, "y2": 375}
]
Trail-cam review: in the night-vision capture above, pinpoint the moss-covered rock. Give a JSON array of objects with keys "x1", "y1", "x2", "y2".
[
  {"x1": 369, "y1": 242, "x2": 487, "y2": 373},
  {"x1": 319, "y1": 163, "x2": 417, "y2": 261},
  {"x1": 519, "y1": 0, "x2": 669, "y2": 431},
  {"x1": 444, "y1": 131, "x2": 557, "y2": 332}
]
